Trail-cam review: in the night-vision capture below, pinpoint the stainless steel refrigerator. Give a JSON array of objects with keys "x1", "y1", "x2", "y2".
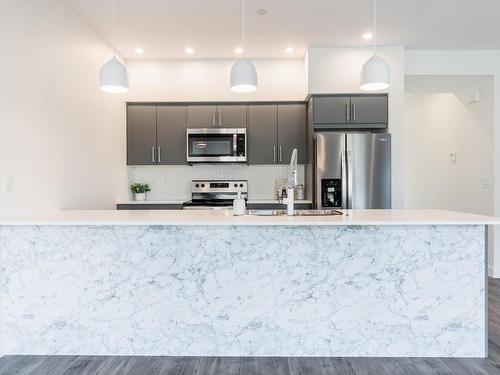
[{"x1": 314, "y1": 133, "x2": 391, "y2": 209}]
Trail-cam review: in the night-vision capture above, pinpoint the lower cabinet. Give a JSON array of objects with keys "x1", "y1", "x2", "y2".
[
  {"x1": 246, "y1": 202, "x2": 312, "y2": 210},
  {"x1": 116, "y1": 204, "x2": 183, "y2": 210},
  {"x1": 117, "y1": 203, "x2": 313, "y2": 210}
]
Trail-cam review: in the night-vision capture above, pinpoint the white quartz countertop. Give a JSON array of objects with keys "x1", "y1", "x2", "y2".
[
  {"x1": 116, "y1": 199, "x2": 313, "y2": 205},
  {"x1": 0, "y1": 209, "x2": 497, "y2": 226}
]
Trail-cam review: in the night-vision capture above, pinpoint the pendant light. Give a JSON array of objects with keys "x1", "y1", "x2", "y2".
[
  {"x1": 360, "y1": 0, "x2": 390, "y2": 91},
  {"x1": 230, "y1": 0, "x2": 258, "y2": 92},
  {"x1": 100, "y1": 0, "x2": 129, "y2": 93}
]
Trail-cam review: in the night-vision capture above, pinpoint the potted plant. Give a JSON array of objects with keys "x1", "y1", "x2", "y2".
[{"x1": 130, "y1": 183, "x2": 151, "y2": 201}]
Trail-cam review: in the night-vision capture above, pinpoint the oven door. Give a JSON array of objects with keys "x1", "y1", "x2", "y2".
[{"x1": 186, "y1": 128, "x2": 246, "y2": 162}]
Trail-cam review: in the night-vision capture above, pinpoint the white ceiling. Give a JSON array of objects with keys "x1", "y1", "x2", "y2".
[{"x1": 66, "y1": 0, "x2": 500, "y2": 59}]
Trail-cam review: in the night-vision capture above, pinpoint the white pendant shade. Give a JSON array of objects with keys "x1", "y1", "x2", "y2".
[
  {"x1": 99, "y1": 0, "x2": 128, "y2": 93},
  {"x1": 230, "y1": 58, "x2": 257, "y2": 93},
  {"x1": 99, "y1": 56, "x2": 129, "y2": 93},
  {"x1": 360, "y1": 54, "x2": 390, "y2": 91}
]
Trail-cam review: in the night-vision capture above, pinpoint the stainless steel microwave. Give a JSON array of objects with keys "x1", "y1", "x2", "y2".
[{"x1": 186, "y1": 128, "x2": 247, "y2": 163}]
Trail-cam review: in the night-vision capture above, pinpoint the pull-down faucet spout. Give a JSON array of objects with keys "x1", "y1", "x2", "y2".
[{"x1": 287, "y1": 148, "x2": 298, "y2": 216}]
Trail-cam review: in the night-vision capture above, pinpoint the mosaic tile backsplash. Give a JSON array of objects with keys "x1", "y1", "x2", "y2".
[{"x1": 128, "y1": 164, "x2": 306, "y2": 200}]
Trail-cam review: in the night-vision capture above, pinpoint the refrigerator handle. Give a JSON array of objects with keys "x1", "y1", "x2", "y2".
[
  {"x1": 312, "y1": 138, "x2": 317, "y2": 209},
  {"x1": 341, "y1": 151, "x2": 347, "y2": 208},
  {"x1": 347, "y1": 150, "x2": 353, "y2": 209}
]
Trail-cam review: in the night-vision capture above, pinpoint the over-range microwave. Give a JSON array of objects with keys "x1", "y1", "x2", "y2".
[{"x1": 186, "y1": 128, "x2": 247, "y2": 163}]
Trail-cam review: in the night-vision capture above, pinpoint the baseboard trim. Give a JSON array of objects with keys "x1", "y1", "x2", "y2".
[{"x1": 488, "y1": 265, "x2": 500, "y2": 278}]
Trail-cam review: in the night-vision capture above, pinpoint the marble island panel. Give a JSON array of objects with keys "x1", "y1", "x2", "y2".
[{"x1": 0, "y1": 222, "x2": 486, "y2": 357}]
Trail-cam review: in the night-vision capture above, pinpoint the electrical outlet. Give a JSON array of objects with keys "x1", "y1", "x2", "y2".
[
  {"x1": 448, "y1": 151, "x2": 457, "y2": 163},
  {"x1": 4, "y1": 174, "x2": 13, "y2": 192},
  {"x1": 481, "y1": 177, "x2": 493, "y2": 189}
]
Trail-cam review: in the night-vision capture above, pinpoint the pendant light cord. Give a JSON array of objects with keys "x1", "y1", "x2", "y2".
[
  {"x1": 112, "y1": 0, "x2": 117, "y2": 56},
  {"x1": 373, "y1": 0, "x2": 377, "y2": 53},
  {"x1": 241, "y1": 0, "x2": 245, "y2": 54}
]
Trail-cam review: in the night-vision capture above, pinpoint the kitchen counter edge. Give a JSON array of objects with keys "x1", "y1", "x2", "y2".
[{"x1": 0, "y1": 209, "x2": 497, "y2": 226}]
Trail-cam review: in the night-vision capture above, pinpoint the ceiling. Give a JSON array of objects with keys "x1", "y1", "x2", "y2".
[{"x1": 66, "y1": 0, "x2": 500, "y2": 59}]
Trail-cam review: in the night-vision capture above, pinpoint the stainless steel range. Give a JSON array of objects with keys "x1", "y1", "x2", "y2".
[{"x1": 182, "y1": 180, "x2": 248, "y2": 210}]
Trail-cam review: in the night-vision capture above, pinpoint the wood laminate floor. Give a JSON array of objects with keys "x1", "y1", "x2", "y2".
[{"x1": 2, "y1": 278, "x2": 500, "y2": 375}]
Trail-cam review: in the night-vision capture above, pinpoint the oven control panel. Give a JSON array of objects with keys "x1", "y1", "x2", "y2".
[{"x1": 191, "y1": 180, "x2": 248, "y2": 194}]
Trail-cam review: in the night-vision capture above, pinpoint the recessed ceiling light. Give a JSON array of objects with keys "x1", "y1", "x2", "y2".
[
  {"x1": 235, "y1": 47, "x2": 244, "y2": 54},
  {"x1": 363, "y1": 31, "x2": 374, "y2": 40},
  {"x1": 134, "y1": 47, "x2": 144, "y2": 55},
  {"x1": 285, "y1": 47, "x2": 294, "y2": 53},
  {"x1": 185, "y1": 47, "x2": 194, "y2": 54},
  {"x1": 257, "y1": 8, "x2": 267, "y2": 15}
]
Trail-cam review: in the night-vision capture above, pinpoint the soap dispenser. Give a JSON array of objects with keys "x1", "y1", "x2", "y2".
[{"x1": 233, "y1": 191, "x2": 246, "y2": 216}]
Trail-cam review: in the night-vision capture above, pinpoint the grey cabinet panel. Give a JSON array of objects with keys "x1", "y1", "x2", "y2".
[
  {"x1": 351, "y1": 95, "x2": 388, "y2": 124},
  {"x1": 157, "y1": 106, "x2": 186, "y2": 165},
  {"x1": 313, "y1": 96, "x2": 351, "y2": 124},
  {"x1": 117, "y1": 204, "x2": 183, "y2": 210},
  {"x1": 127, "y1": 105, "x2": 157, "y2": 165},
  {"x1": 246, "y1": 203, "x2": 312, "y2": 210},
  {"x1": 248, "y1": 105, "x2": 278, "y2": 164},
  {"x1": 218, "y1": 105, "x2": 247, "y2": 127},
  {"x1": 278, "y1": 104, "x2": 307, "y2": 164},
  {"x1": 187, "y1": 105, "x2": 217, "y2": 128}
]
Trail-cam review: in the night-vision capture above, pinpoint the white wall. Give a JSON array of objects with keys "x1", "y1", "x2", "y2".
[
  {"x1": 0, "y1": 0, "x2": 128, "y2": 214},
  {"x1": 307, "y1": 47, "x2": 406, "y2": 208},
  {"x1": 125, "y1": 58, "x2": 307, "y2": 101},
  {"x1": 0, "y1": 1, "x2": 308, "y2": 214},
  {"x1": 404, "y1": 88, "x2": 493, "y2": 214},
  {"x1": 405, "y1": 50, "x2": 500, "y2": 276}
]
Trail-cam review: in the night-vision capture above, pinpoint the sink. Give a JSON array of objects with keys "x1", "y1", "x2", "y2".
[
  {"x1": 294, "y1": 209, "x2": 343, "y2": 216},
  {"x1": 246, "y1": 209, "x2": 287, "y2": 216},
  {"x1": 246, "y1": 209, "x2": 343, "y2": 217}
]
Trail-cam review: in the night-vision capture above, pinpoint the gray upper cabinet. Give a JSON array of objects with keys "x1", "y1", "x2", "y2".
[
  {"x1": 187, "y1": 105, "x2": 218, "y2": 128},
  {"x1": 313, "y1": 96, "x2": 351, "y2": 124},
  {"x1": 127, "y1": 101, "x2": 307, "y2": 166},
  {"x1": 311, "y1": 94, "x2": 388, "y2": 129},
  {"x1": 156, "y1": 106, "x2": 186, "y2": 165},
  {"x1": 218, "y1": 105, "x2": 247, "y2": 128},
  {"x1": 248, "y1": 103, "x2": 307, "y2": 165},
  {"x1": 351, "y1": 95, "x2": 388, "y2": 124},
  {"x1": 278, "y1": 104, "x2": 307, "y2": 164},
  {"x1": 187, "y1": 104, "x2": 247, "y2": 128},
  {"x1": 248, "y1": 105, "x2": 278, "y2": 164},
  {"x1": 127, "y1": 105, "x2": 157, "y2": 165}
]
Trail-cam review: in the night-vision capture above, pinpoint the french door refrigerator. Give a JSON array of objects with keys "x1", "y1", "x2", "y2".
[{"x1": 314, "y1": 133, "x2": 391, "y2": 209}]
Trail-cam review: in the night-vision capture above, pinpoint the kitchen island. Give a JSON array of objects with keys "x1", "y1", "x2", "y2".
[{"x1": 0, "y1": 209, "x2": 495, "y2": 357}]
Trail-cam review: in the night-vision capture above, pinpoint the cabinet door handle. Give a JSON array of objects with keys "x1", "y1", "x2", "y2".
[
  {"x1": 346, "y1": 102, "x2": 350, "y2": 122},
  {"x1": 151, "y1": 146, "x2": 155, "y2": 163},
  {"x1": 212, "y1": 111, "x2": 215, "y2": 127},
  {"x1": 273, "y1": 146, "x2": 276, "y2": 162},
  {"x1": 352, "y1": 103, "x2": 356, "y2": 122},
  {"x1": 219, "y1": 110, "x2": 222, "y2": 127},
  {"x1": 279, "y1": 145, "x2": 282, "y2": 162},
  {"x1": 157, "y1": 147, "x2": 161, "y2": 163}
]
